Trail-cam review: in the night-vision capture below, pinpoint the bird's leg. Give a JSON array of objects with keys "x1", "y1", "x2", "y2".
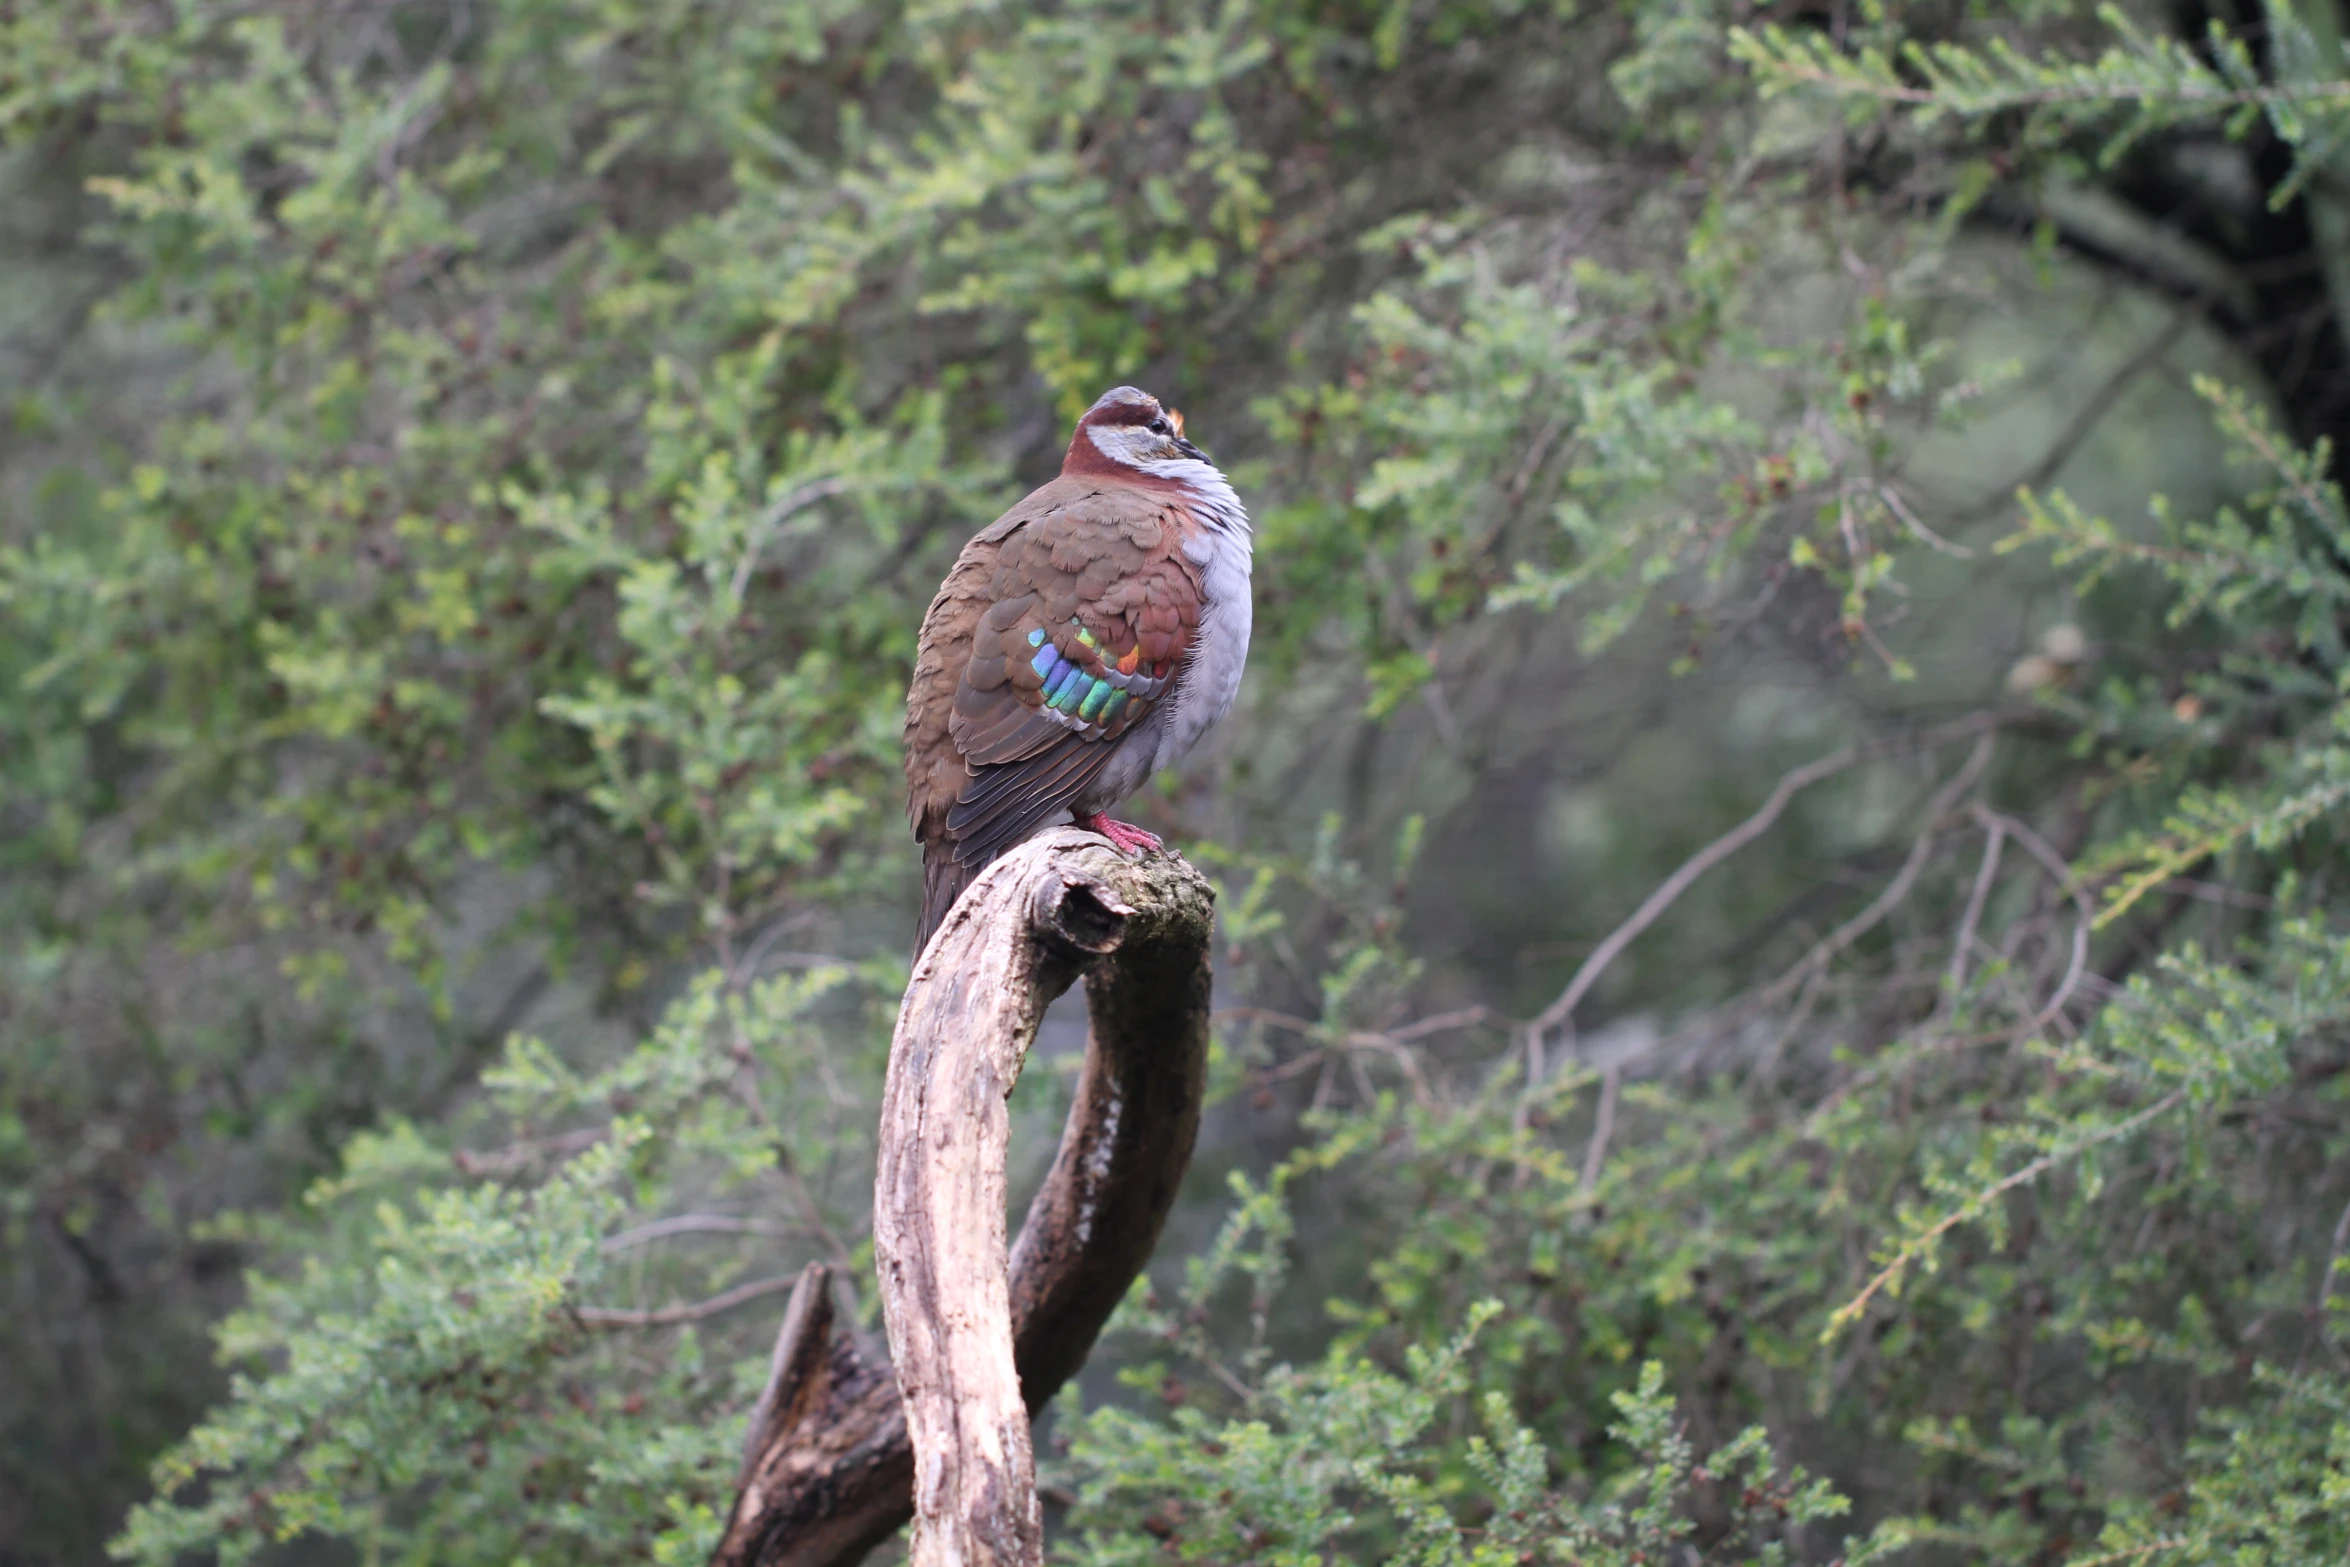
[{"x1": 1077, "y1": 812, "x2": 1163, "y2": 857}]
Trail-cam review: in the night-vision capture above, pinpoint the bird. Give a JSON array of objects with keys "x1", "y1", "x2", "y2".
[{"x1": 903, "y1": 386, "x2": 1253, "y2": 958}]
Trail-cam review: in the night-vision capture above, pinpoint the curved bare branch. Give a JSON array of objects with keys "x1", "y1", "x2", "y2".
[{"x1": 712, "y1": 829, "x2": 1215, "y2": 1567}]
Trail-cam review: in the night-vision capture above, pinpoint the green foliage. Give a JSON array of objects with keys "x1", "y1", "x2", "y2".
[
  {"x1": 112, "y1": 961, "x2": 871, "y2": 1566},
  {"x1": 1055, "y1": 1138, "x2": 1855, "y2": 1567},
  {"x1": 2102, "y1": 1367, "x2": 2350, "y2": 1565},
  {"x1": 3, "y1": 0, "x2": 2350, "y2": 1562},
  {"x1": 1060, "y1": 1323, "x2": 1850, "y2": 1566},
  {"x1": 2012, "y1": 379, "x2": 2350, "y2": 926},
  {"x1": 1734, "y1": 0, "x2": 2350, "y2": 202}
]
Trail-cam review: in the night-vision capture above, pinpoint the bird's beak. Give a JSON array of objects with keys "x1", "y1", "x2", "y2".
[{"x1": 1166, "y1": 407, "x2": 1207, "y2": 461}]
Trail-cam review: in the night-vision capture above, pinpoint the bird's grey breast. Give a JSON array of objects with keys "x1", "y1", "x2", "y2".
[{"x1": 1155, "y1": 510, "x2": 1253, "y2": 772}]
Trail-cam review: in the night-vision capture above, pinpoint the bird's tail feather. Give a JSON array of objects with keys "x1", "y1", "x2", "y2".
[{"x1": 914, "y1": 840, "x2": 976, "y2": 963}]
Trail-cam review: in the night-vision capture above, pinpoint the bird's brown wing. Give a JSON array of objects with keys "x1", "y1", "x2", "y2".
[
  {"x1": 902, "y1": 479, "x2": 1202, "y2": 955},
  {"x1": 942, "y1": 486, "x2": 1200, "y2": 864}
]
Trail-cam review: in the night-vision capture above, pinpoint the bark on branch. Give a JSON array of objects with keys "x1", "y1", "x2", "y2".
[{"x1": 712, "y1": 828, "x2": 1215, "y2": 1567}]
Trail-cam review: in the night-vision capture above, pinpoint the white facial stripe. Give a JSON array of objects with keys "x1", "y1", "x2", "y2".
[
  {"x1": 1084, "y1": 424, "x2": 1252, "y2": 538},
  {"x1": 1084, "y1": 422, "x2": 1165, "y2": 467}
]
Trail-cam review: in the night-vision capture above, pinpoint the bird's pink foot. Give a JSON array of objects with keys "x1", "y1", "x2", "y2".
[{"x1": 1078, "y1": 812, "x2": 1163, "y2": 856}]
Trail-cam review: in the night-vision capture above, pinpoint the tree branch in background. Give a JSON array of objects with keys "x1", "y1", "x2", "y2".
[
  {"x1": 1526, "y1": 712, "x2": 2005, "y2": 1055},
  {"x1": 712, "y1": 830, "x2": 1215, "y2": 1567},
  {"x1": 1749, "y1": 730, "x2": 1997, "y2": 1013},
  {"x1": 1945, "y1": 816, "x2": 2008, "y2": 1005},
  {"x1": 575, "y1": 1275, "x2": 802, "y2": 1330},
  {"x1": 1823, "y1": 1089, "x2": 2186, "y2": 1342},
  {"x1": 1973, "y1": 804, "x2": 2094, "y2": 1040},
  {"x1": 1960, "y1": 305, "x2": 2199, "y2": 521}
]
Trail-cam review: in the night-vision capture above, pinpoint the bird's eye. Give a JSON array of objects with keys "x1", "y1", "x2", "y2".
[{"x1": 1148, "y1": 418, "x2": 1169, "y2": 434}]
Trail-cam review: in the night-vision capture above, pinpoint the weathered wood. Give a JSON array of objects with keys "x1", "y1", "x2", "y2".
[
  {"x1": 711, "y1": 829, "x2": 1214, "y2": 1567},
  {"x1": 720, "y1": 1265, "x2": 912, "y2": 1567}
]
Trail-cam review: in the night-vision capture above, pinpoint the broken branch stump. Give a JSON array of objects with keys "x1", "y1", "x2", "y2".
[{"x1": 712, "y1": 828, "x2": 1215, "y2": 1567}]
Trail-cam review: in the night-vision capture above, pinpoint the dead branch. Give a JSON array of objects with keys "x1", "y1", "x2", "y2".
[
  {"x1": 1748, "y1": 730, "x2": 1997, "y2": 1013},
  {"x1": 1973, "y1": 804, "x2": 2094, "y2": 1038},
  {"x1": 1525, "y1": 711, "x2": 2003, "y2": 1051},
  {"x1": 575, "y1": 1275, "x2": 801, "y2": 1329},
  {"x1": 1578, "y1": 1064, "x2": 1621, "y2": 1191},
  {"x1": 711, "y1": 828, "x2": 1215, "y2": 1567},
  {"x1": 603, "y1": 1215, "x2": 794, "y2": 1253},
  {"x1": 1945, "y1": 817, "x2": 2008, "y2": 1004}
]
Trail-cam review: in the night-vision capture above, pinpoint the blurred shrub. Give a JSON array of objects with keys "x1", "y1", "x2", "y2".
[{"x1": 1, "y1": 0, "x2": 2346, "y2": 1563}]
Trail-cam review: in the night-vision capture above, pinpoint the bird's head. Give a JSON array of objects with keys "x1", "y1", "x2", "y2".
[{"x1": 1065, "y1": 386, "x2": 1211, "y2": 475}]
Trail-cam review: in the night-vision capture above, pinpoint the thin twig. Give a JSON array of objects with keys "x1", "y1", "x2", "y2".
[
  {"x1": 1963, "y1": 307, "x2": 2196, "y2": 520},
  {"x1": 1254, "y1": 1050, "x2": 1344, "y2": 1085},
  {"x1": 1757, "y1": 957, "x2": 1834, "y2": 1086},
  {"x1": 1802, "y1": 809, "x2": 2086, "y2": 1134},
  {"x1": 1309, "y1": 1054, "x2": 1339, "y2": 1115},
  {"x1": 2059, "y1": 1536, "x2": 2192, "y2": 1567},
  {"x1": 1946, "y1": 816, "x2": 2007, "y2": 1003},
  {"x1": 1219, "y1": 1007, "x2": 1436, "y2": 1102},
  {"x1": 1216, "y1": 1003, "x2": 1493, "y2": 1047},
  {"x1": 2225, "y1": 392, "x2": 2344, "y2": 536},
  {"x1": 728, "y1": 476, "x2": 854, "y2": 604},
  {"x1": 602, "y1": 1214, "x2": 793, "y2": 1253},
  {"x1": 1385, "y1": 1005, "x2": 1503, "y2": 1043},
  {"x1": 1974, "y1": 804, "x2": 2093, "y2": 1038},
  {"x1": 1759, "y1": 55, "x2": 2350, "y2": 109},
  {"x1": 1751, "y1": 731, "x2": 1997, "y2": 1012},
  {"x1": 2159, "y1": 877, "x2": 2275, "y2": 911},
  {"x1": 1579, "y1": 1065, "x2": 1621, "y2": 1191},
  {"x1": 454, "y1": 1126, "x2": 605, "y2": 1177},
  {"x1": 1527, "y1": 712, "x2": 2004, "y2": 1048},
  {"x1": 1877, "y1": 481, "x2": 1974, "y2": 557},
  {"x1": 575, "y1": 1273, "x2": 801, "y2": 1329},
  {"x1": 2315, "y1": 1191, "x2": 2350, "y2": 1364},
  {"x1": 1826, "y1": 1090, "x2": 2183, "y2": 1340}
]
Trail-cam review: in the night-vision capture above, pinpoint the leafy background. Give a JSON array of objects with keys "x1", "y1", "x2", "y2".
[{"x1": 2, "y1": 0, "x2": 2348, "y2": 1562}]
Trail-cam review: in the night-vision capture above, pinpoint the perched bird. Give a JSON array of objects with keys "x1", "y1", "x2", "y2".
[{"x1": 903, "y1": 387, "x2": 1253, "y2": 957}]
